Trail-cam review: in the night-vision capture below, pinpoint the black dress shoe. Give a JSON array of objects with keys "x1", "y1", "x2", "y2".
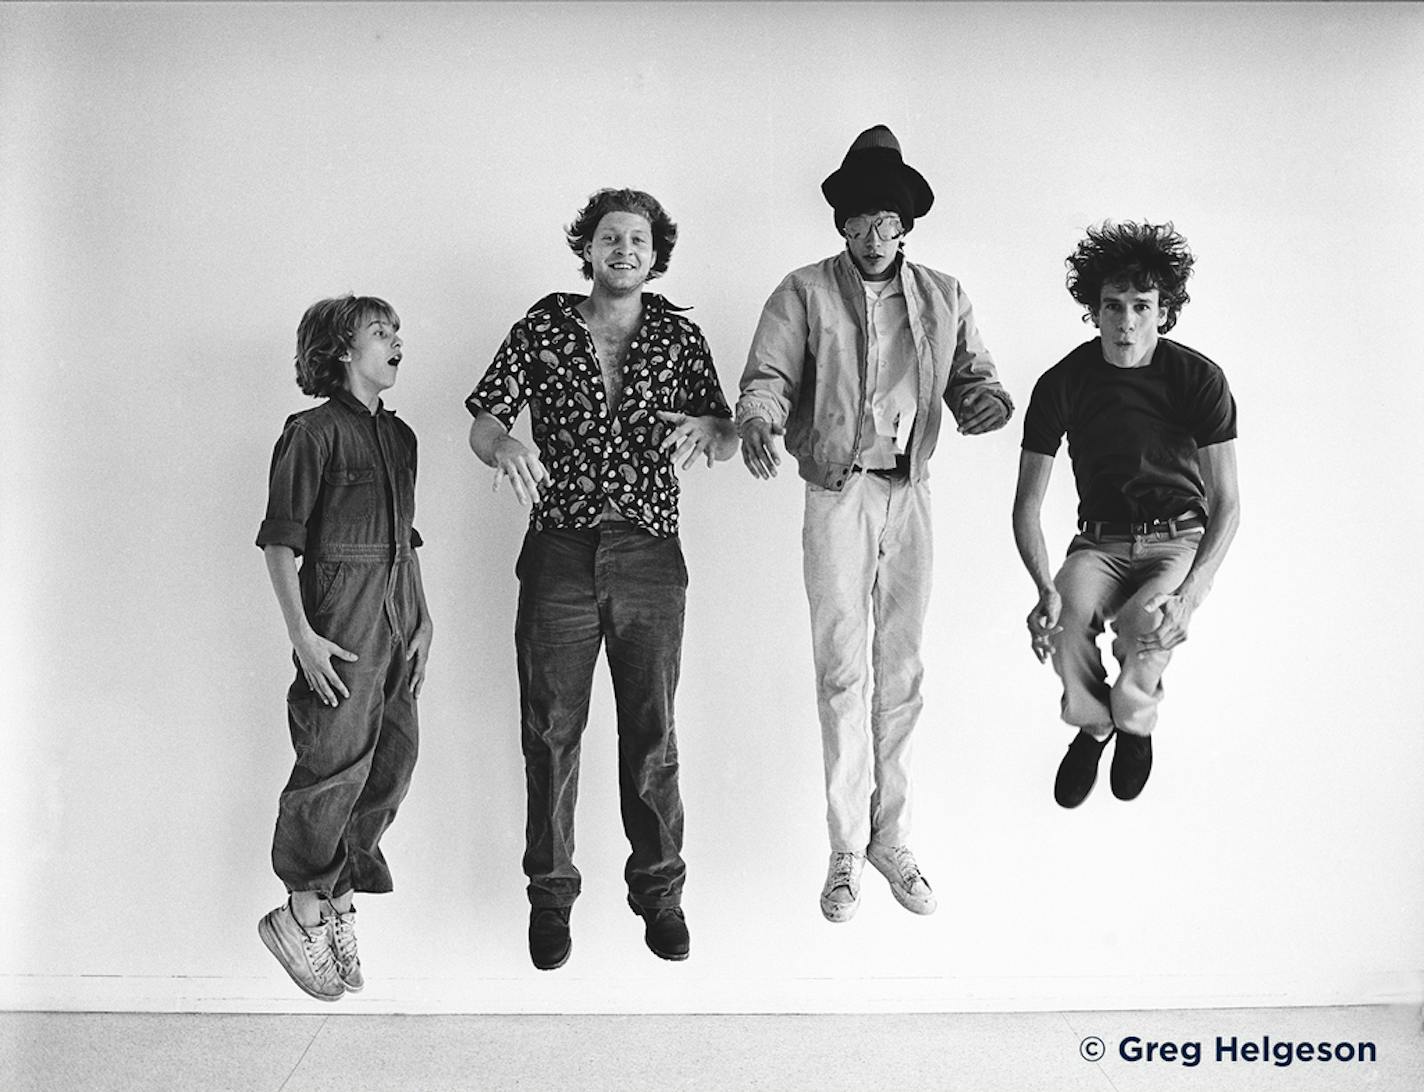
[
  {"x1": 627, "y1": 896, "x2": 689, "y2": 961},
  {"x1": 1054, "y1": 729, "x2": 1113, "y2": 808},
  {"x1": 1110, "y1": 732, "x2": 1153, "y2": 801},
  {"x1": 528, "y1": 906, "x2": 572, "y2": 971}
]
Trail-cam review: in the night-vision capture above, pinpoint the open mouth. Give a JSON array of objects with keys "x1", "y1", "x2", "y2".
[{"x1": 387, "y1": 354, "x2": 402, "y2": 367}]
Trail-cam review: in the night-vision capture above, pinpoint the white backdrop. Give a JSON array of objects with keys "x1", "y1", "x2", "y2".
[{"x1": 2, "y1": 1, "x2": 1422, "y2": 1013}]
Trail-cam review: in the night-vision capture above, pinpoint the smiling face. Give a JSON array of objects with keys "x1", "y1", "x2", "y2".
[
  {"x1": 583, "y1": 211, "x2": 656, "y2": 296},
  {"x1": 1095, "y1": 283, "x2": 1165, "y2": 368},
  {"x1": 342, "y1": 311, "x2": 403, "y2": 405}
]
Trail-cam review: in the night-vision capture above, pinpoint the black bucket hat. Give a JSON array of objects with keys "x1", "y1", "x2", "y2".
[{"x1": 821, "y1": 125, "x2": 934, "y2": 231}]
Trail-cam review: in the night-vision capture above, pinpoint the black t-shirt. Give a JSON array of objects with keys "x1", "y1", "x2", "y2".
[{"x1": 1021, "y1": 337, "x2": 1237, "y2": 523}]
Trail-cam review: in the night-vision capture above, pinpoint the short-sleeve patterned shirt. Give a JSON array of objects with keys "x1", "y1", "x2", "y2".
[{"x1": 466, "y1": 292, "x2": 732, "y2": 538}]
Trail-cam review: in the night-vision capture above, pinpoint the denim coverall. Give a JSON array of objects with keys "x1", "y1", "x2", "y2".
[{"x1": 257, "y1": 388, "x2": 423, "y2": 898}]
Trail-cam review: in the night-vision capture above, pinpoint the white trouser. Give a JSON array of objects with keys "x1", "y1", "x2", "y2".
[{"x1": 802, "y1": 472, "x2": 933, "y2": 852}]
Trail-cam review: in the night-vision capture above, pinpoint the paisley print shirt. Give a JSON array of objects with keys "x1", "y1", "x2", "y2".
[{"x1": 466, "y1": 292, "x2": 731, "y2": 537}]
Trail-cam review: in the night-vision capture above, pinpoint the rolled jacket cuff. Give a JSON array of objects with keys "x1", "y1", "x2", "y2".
[{"x1": 256, "y1": 518, "x2": 307, "y2": 555}]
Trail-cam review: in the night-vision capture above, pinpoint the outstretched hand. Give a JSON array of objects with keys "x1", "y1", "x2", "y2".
[
  {"x1": 740, "y1": 416, "x2": 783, "y2": 479},
  {"x1": 491, "y1": 435, "x2": 549, "y2": 506},
  {"x1": 656, "y1": 411, "x2": 719, "y2": 470}
]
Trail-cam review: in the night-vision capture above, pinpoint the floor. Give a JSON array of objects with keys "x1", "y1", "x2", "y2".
[{"x1": 3, "y1": 1006, "x2": 1423, "y2": 1091}]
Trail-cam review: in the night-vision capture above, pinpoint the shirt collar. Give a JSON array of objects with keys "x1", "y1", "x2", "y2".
[
  {"x1": 551, "y1": 291, "x2": 680, "y2": 324},
  {"x1": 330, "y1": 387, "x2": 386, "y2": 417}
]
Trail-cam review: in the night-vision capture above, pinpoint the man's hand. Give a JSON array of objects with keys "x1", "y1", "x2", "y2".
[
  {"x1": 292, "y1": 628, "x2": 359, "y2": 707},
  {"x1": 740, "y1": 416, "x2": 782, "y2": 479},
  {"x1": 406, "y1": 619, "x2": 433, "y2": 698},
  {"x1": 957, "y1": 389, "x2": 1010, "y2": 435},
  {"x1": 1027, "y1": 585, "x2": 1063, "y2": 664},
  {"x1": 656, "y1": 411, "x2": 720, "y2": 469},
  {"x1": 1138, "y1": 592, "x2": 1195, "y2": 654},
  {"x1": 491, "y1": 435, "x2": 549, "y2": 506}
]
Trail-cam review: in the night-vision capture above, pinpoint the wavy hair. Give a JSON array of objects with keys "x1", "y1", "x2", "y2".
[
  {"x1": 565, "y1": 188, "x2": 677, "y2": 280},
  {"x1": 1066, "y1": 221, "x2": 1195, "y2": 333},
  {"x1": 293, "y1": 294, "x2": 400, "y2": 398}
]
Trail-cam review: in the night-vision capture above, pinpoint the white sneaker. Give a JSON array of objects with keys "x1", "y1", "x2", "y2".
[
  {"x1": 866, "y1": 843, "x2": 937, "y2": 915},
  {"x1": 330, "y1": 906, "x2": 364, "y2": 992},
  {"x1": 258, "y1": 901, "x2": 344, "y2": 1001},
  {"x1": 819, "y1": 851, "x2": 865, "y2": 923}
]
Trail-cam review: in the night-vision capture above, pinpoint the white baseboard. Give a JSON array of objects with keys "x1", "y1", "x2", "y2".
[{"x1": 3, "y1": 971, "x2": 1420, "y2": 1014}]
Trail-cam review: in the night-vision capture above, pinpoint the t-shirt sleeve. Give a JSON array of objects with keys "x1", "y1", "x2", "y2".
[
  {"x1": 466, "y1": 320, "x2": 534, "y2": 429},
  {"x1": 255, "y1": 418, "x2": 327, "y2": 555},
  {"x1": 679, "y1": 325, "x2": 732, "y2": 419},
  {"x1": 1020, "y1": 368, "x2": 1066, "y2": 456},
  {"x1": 1189, "y1": 362, "x2": 1238, "y2": 447}
]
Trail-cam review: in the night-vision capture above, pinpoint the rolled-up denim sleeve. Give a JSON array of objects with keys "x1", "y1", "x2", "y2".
[{"x1": 255, "y1": 419, "x2": 327, "y2": 556}]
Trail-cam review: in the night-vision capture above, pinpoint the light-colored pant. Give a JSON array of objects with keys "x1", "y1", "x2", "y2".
[
  {"x1": 1052, "y1": 528, "x2": 1204, "y2": 738},
  {"x1": 803, "y1": 473, "x2": 933, "y2": 852}
]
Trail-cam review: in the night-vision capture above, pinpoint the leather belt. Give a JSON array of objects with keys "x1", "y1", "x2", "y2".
[
  {"x1": 1078, "y1": 513, "x2": 1205, "y2": 538},
  {"x1": 852, "y1": 454, "x2": 910, "y2": 481}
]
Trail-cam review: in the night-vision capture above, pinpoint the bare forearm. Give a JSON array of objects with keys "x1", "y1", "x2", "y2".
[
  {"x1": 1176, "y1": 496, "x2": 1240, "y2": 607},
  {"x1": 263, "y1": 545, "x2": 314, "y2": 642},
  {"x1": 1012, "y1": 452, "x2": 1059, "y2": 593},
  {"x1": 468, "y1": 412, "x2": 511, "y2": 467},
  {"x1": 1012, "y1": 507, "x2": 1057, "y2": 593}
]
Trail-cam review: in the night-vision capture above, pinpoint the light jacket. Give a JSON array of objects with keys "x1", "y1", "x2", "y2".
[{"x1": 737, "y1": 250, "x2": 1013, "y2": 489}]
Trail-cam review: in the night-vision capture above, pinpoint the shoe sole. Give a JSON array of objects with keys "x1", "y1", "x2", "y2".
[
  {"x1": 627, "y1": 899, "x2": 689, "y2": 961},
  {"x1": 531, "y1": 942, "x2": 571, "y2": 972},
  {"x1": 884, "y1": 888, "x2": 937, "y2": 915},
  {"x1": 258, "y1": 916, "x2": 344, "y2": 1002}
]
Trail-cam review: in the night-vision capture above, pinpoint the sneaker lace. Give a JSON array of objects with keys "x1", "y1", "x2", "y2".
[
  {"x1": 330, "y1": 913, "x2": 359, "y2": 970},
  {"x1": 300, "y1": 921, "x2": 339, "y2": 978},
  {"x1": 888, "y1": 846, "x2": 923, "y2": 885},
  {"x1": 830, "y1": 852, "x2": 859, "y2": 889}
]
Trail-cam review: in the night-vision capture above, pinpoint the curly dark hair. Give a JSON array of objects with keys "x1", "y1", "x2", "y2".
[
  {"x1": 565, "y1": 188, "x2": 677, "y2": 280},
  {"x1": 1065, "y1": 221, "x2": 1195, "y2": 333},
  {"x1": 293, "y1": 294, "x2": 400, "y2": 398}
]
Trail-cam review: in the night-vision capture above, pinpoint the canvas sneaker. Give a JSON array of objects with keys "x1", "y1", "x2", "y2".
[
  {"x1": 819, "y1": 851, "x2": 865, "y2": 923},
  {"x1": 866, "y1": 843, "x2": 937, "y2": 915},
  {"x1": 330, "y1": 906, "x2": 364, "y2": 992},
  {"x1": 258, "y1": 901, "x2": 344, "y2": 1002}
]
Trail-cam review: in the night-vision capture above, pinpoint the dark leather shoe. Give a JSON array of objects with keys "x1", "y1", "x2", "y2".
[
  {"x1": 627, "y1": 896, "x2": 689, "y2": 961},
  {"x1": 1110, "y1": 732, "x2": 1153, "y2": 801},
  {"x1": 1054, "y1": 729, "x2": 1113, "y2": 808},
  {"x1": 528, "y1": 906, "x2": 571, "y2": 971}
]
